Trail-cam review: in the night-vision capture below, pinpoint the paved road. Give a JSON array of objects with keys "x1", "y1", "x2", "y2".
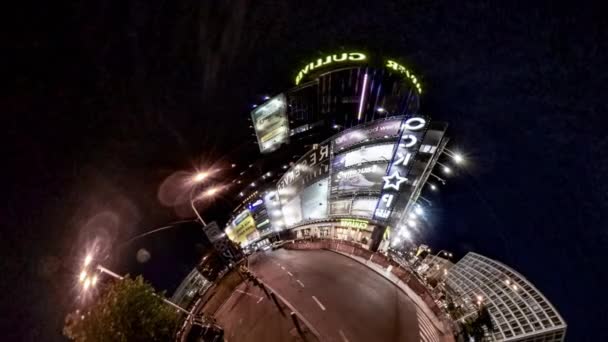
[
  {"x1": 249, "y1": 249, "x2": 443, "y2": 342},
  {"x1": 215, "y1": 282, "x2": 316, "y2": 342}
]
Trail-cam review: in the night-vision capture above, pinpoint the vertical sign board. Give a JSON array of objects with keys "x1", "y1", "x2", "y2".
[
  {"x1": 372, "y1": 116, "x2": 429, "y2": 237},
  {"x1": 203, "y1": 222, "x2": 240, "y2": 262}
]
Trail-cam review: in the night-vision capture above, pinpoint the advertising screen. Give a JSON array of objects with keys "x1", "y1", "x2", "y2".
[
  {"x1": 333, "y1": 118, "x2": 402, "y2": 151},
  {"x1": 300, "y1": 178, "x2": 328, "y2": 220},
  {"x1": 330, "y1": 199, "x2": 351, "y2": 216},
  {"x1": 278, "y1": 143, "x2": 329, "y2": 197},
  {"x1": 251, "y1": 94, "x2": 289, "y2": 153},
  {"x1": 351, "y1": 198, "x2": 379, "y2": 217},
  {"x1": 331, "y1": 163, "x2": 388, "y2": 194},
  {"x1": 228, "y1": 211, "x2": 257, "y2": 244},
  {"x1": 332, "y1": 143, "x2": 395, "y2": 170},
  {"x1": 281, "y1": 196, "x2": 302, "y2": 227}
]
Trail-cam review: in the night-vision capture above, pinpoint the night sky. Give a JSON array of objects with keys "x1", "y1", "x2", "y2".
[{"x1": 5, "y1": 1, "x2": 607, "y2": 341}]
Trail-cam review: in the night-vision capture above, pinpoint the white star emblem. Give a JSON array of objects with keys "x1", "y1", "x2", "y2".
[{"x1": 382, "y1": 171, "x2": 408, "y2": 191}]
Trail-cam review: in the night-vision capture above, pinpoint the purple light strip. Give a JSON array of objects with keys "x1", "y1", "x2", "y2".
[{"x1": 357, "y1": 73, "x2": 368, "y2": 121}]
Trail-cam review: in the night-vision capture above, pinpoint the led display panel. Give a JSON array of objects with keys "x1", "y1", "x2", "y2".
[
  {"x1": 333, "y1": 118, "x2": 402, "y2": 151},
  {"x1": 251, "y1": 94, "x2": 289, "y2": 153},
  {"x1": 332, "y1": 143, "x2": 395, "y2": 170},
  {"x1": 281, "y1": 196, "x2": 302, "y2": 227},
  {"x1": 300, "y1": 178, "x2": 329, "y2": 221},
  {"x1": 330, "y1": 199, "x2": 351, "y2": 216},
  {"x1": 330, "y1": 163, "x2": 388, "y2": 194},
  {"x1": 351, "y1": 198, "x2": 378, "y2": 217}
]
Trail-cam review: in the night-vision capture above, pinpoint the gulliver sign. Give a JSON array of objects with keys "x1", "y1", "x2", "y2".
[{"x1": 295, "y1": 52, "x2": 367, "y2": 85}]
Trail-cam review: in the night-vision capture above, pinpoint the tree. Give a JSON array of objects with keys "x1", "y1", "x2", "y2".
[{"x1": 64, "y1": 275, "x2": 180, "y2": 342}]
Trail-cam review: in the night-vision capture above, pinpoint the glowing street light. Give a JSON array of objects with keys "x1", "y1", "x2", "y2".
[
  {"x1": 429, "y1": 183, "x2": 437, "y2": 191},
  {"x1": 407, "y1": 220, "x2": 417, "y2": 228},
  {"x1": 192, "y1": 172, "x2": 208, "y2": 183},
  {"x1": 83, "y1": 278, "x2": 91, "y2": 291},
  {"x1": 79, "y1": 270, "x2": 87, "y2": 282},
  {"x1": 443, "y1": 166, "x2": 452, "y2": 174},
  {"x1": 452, "y1": 153, "x2": 464, "y2": 164},
  {"x1": 205, "y1": 187, "x2": 219, "y2": 197},
  {"x1": 84, "y1": 254, "x2": 92, "y2": 267},
  {"x1": 376, "y1": 107, "x2": 386, "y2": 113}
]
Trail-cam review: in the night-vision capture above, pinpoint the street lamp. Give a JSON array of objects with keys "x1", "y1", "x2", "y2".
[{"x1": 188, "y1": 171, "x2": 222, "y2": 226}]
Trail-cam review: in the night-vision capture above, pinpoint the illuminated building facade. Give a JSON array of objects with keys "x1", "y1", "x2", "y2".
[
  {"x1": 446, "y1": 253, "x2": 567, "y2": 341},
  {"x1": 251, "y1": 52, "x2": 423, "y2": 153},
  {"x1": 232, "y1": 51, "x2": 448, "y2": 251}
]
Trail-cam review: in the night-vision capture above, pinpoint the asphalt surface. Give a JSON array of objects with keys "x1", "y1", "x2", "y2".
[
  {"x1": 215, "y1": 282, "x2": 316, "y2": 342},
  {"x1": 248, "y1": 249, "x2": 443, "y2": 342}
]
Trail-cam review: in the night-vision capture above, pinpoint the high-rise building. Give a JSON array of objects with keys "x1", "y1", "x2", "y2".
[
  {"x1": 228, "y1": 50, "x2": 451, "y2": 252},
  {"x1": 446, "y1": 252, "x2": 567, "y2": 341}
]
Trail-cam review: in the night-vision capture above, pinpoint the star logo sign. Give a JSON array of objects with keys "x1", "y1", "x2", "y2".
[{"x1": 382, "y1": 171, "x2": 408, "y2": 191}]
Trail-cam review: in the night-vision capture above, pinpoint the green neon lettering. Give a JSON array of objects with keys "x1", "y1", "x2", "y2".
[
  {"x1": 314, "y1": 58, "x2": 324, "y2": 68},
  {"x1": 348, "y1": 52, "x2": 366, "y2": 61},
  {"x1": 323, "y1": 55, "x2": 332, "y2": 65},
  {"x1": 333, "y1": 53, "x2": 347, "y2": 62}
]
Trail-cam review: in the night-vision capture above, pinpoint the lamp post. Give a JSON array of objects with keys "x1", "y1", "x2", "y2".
[
  {"x1": 189, "y1": 172, "x2": 209, "y2": 225},
  {"x1": 188, "y1": 171, "x2": 224, "y2": 226}
]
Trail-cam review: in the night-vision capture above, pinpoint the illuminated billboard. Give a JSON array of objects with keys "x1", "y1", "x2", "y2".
[
  {"x1": 332, "y1": 143, "x2": 395, "y2": 170},
  {"x1": 227, "y1": 210, "x2": 258, "y2": 244},
  {"x1": 330, "y1": 163, "x2": 388, "y2": 194},
  {"x1": 330, "y1": 199, "x2": 351, "y2": 216},
  {"x1": 333, "y1": 118, "x2": 402, "y2": 151},
  {"x1": 251, "y1": 94, "x2": 289, "y2": 153},
  {"x1": 300, "y1": 178, "x2": 328, "y2": 220}
]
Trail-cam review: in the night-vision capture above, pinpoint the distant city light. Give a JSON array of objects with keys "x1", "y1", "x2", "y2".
[
  {"x1": 407, "y1": 220, "x2": 416, "y2": 227},
  {"x1": 282, "y1": 165, "x2": 288, "y2": 169},
  {"x1": 231, "y1": 163, "x2": 236, "y2": 168},
  {"x1": 252, "y1": 104, "x2": 257, "y2": 108},
  {"x1": 79, "y1": 270, "x2": 87, "y2": 282},
  {"x1": 263, "y1": 95, "x2": 270, "y2": 100},
  {"x1": 430, "y1": 183, "x2": 437, "y2": 191},
  {"x1": 409, "y1": 213, "x2": 417, "y2": 219},
  {"x1": 376, "y1": 107, "x2": 386, "y2": 113}
]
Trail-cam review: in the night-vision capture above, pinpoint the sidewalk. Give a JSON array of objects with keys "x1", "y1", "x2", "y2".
[{"x1": 330, "y1": 250, "x2": 452, "y2": 338}]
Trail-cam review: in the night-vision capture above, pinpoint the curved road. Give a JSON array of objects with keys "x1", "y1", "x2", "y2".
[{"x1": 249, "y1": 249, "x2": 442, "y2": 342}]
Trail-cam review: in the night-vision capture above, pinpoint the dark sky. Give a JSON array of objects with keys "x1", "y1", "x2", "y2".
[{"x1": 4, "y1": 1, "x2": 607, "y2": 341}]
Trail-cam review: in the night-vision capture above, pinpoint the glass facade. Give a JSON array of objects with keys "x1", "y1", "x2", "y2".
[{"x1": 446, "y1": 253, "x2": 566, "y2": 341}]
